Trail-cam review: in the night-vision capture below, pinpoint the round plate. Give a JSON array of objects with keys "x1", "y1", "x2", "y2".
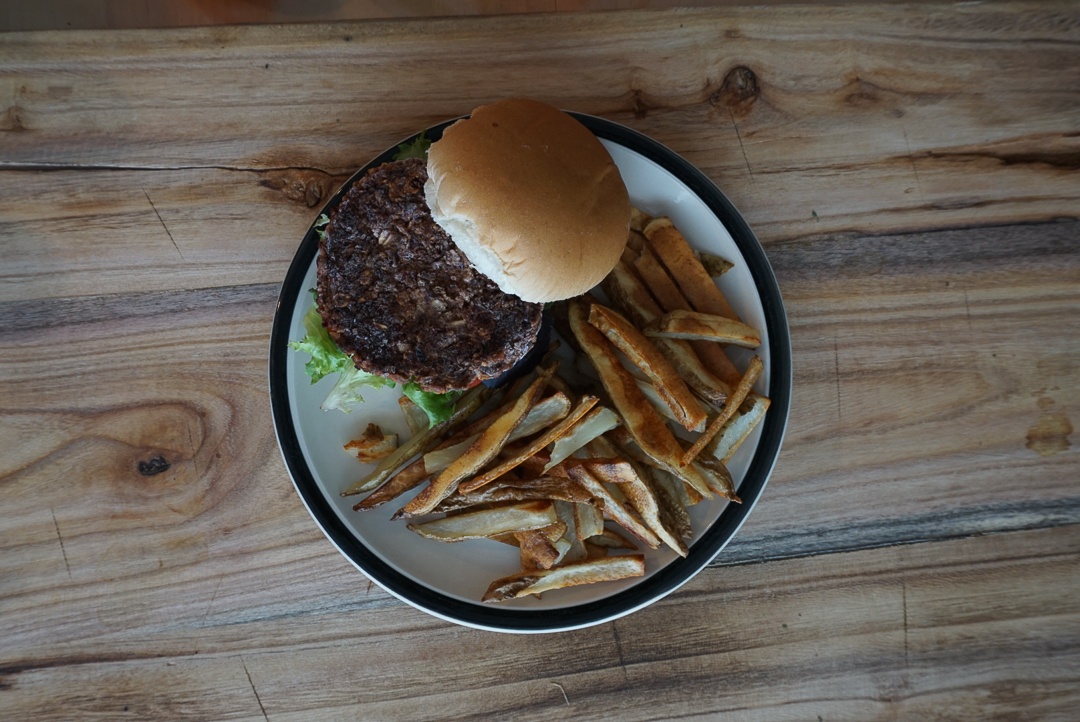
[{"x1": 269, "y1": 113, "x2": 792, "y2": 633}]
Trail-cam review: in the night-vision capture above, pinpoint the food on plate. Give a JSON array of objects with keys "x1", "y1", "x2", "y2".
[
  {"x1": 291, "y1": 98, "x2": 632, "y2": 425},
  {"x1": 645, "y1": 309, "x2": 762, "y2": 348},
  {"x1": 481, "y1": 556, "x2": 646, "y2": 603},
  {"x1": 331, "y1": 209, "x2": 771, "y2": 601},
  {"x1": 426, "y1": 98, "x2": 631, "y2": 304},
  {"x1": 344, "y1": 423, "x2": 398, "y2": 463},
  {"x1": 291, "y1": 99, "x2": 771, "y2": 603},
  {"x1": 317, "y1": 157, "x2": 544, "y2": 395}
]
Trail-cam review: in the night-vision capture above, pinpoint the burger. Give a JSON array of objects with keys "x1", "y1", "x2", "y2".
[{"x1": 291, "y1": 99, "x2": 631, "y2": 424}]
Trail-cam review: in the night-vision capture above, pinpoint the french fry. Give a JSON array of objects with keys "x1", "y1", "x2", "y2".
[
  {"x1": 552, "y1": 500, "x2": 588, "y2": 563},
  {"x1": 344, "y1": 423, "x2": 398, "y2": 463},
  {"x1": 482, "y1": 555, "x2": 646, "y2": 603},
  {"x1": 515, "y1": 522, "x2": 569, "y2": 570},
  {"x1": 630, "y1": 206, "x2": 652, "y2": 233},
  {"x1": 564, "y1": 464, "x2": 660, "y2": 548},
  {"x1": 694, "y1": 456, "x2": 741, "y2": 502},
  {"x1": 568, "y1": 296, "x2": 713, "y2": 499},
  {"x1": 588, "y1": 303, "x2": 707, "y2": 432},
  {"x1": 352, "y1": 458, "x2": 429, "y2": 512},
  {"x1": 567, "y1": 457, "x2": 639, "y2": 485},
  {"x1": 682, "y1": 355, "x2": 764, "y2": 467},
  {"x1": 707, "y1": 393, "x2": 772, "y2": 463},
  {"x1": 573, "y1": 501, "x2": 605, "y2": 541},
  {"x1": 424, "y1": 392, "x2": 571, "y2": 475},
  {"x1": 643, "y1": 216, "x2": 739, "y2": 320},
  {"x1": 587, "y1": 527, "x2": 638, "y2": 550},
  {"x1": 401, "y1": 366, "x2": 555, "y2": 516},
  {"x1": 543, "y1": 405, "x2": 621, "y2": 472},
  {"x1": 646, "y1": 310, "x2": 762, "y2": 349},
  {"x1": 434, "y1": 477, "x2": 595, "y2": 513},
  {"x1": 459, "y1": 395, "x2": 599, "y2": 494},
  {"x1": 342, "y1": 384, "x2": 489, "y2": 496},
  {"x1": 587, "y1": 436, "x2": 688, "y2": 557},
  {"x1": 602, "y1": 262, "x2": 731, "y2": 405},
  {"x1": 632, "y1": 246, "x2": 743, "y2": 387},
  {"x1": 397, "y1": 397, "x2": 429, "y2": 436},
  {"x1": 407, "y1": 501, "x2": 558, "y2": 542}
]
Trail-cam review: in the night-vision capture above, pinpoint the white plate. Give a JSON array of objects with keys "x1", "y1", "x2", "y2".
[{"x1": 269, "y1": 113, "x2": 791, "y2": 633}]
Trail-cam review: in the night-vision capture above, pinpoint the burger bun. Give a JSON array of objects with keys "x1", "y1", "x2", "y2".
[{"x1": 425, "y1": 98, "x2": 631, "y2": 303}]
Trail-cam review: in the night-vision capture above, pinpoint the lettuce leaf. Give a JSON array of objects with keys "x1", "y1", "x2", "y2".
[
  {"x1": 402, "y1": 383, "x2": 463, "y2": 428},
  {"x1": 288, "y1": 304, "x2": 352, "y2": 382},
  {"x1": 393, "y1": 131, "x2": 432, "y2": 160},
  {"x1": 288, "y1": 299, "x2": 461, "y2": 424}
]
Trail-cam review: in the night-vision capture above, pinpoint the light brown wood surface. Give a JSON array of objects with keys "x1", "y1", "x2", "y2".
[{"x1": 1, "y1": 3, "x2": 1078, "y2": 720}]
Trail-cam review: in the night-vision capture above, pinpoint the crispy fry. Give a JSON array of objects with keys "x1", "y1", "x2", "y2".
[
  {"x1": 707, "y1": 393, "x2": 772, "y2": 463},
  {"x1": 573, "y1": 501, "x2": 605, "y2": 541},
  {"x1": 397, "y1": 397, "x2": 429, "y2": 436},
  {"x1": 516, "y1": 522, "x2": 568, "y2": 570},
  {"x1": 459, "y1": 395, "x2": 599, "y2": 494},
  {"x1": 342, "y1": 384, "x2": 489, "y2": 496},
  {"x1": 544, "y1": 405, "x2": 621, "y2": 472},
  {"x1": 401, "y1": 366, "x2": 555, "y2": 516},
  {"x1": 682, "y1": 355, "x2": 764, "y2": 466},
  {"x1": 646, "y1": 310, "x2": 762, "y2": 348},
  {"x1": 434, "y1": 476, "x2": 594, "y2": 513},
  {"x1": 565, "y1": 464, "x2": 660, "y2": 548},
  {"x1": 607, "y1": 432, "x2": 705, "y2": 505},
  {"x1": 643, "y1": 216, "x2": 739, "y2": 320},
  {"x1": 589, "y1": 303, "x2": 706, "y2": 432},
  {"x1": 407, "y1": 501, "x2": 558, "y2": 542},
  {"x1": 694, "y1": 456, "x2": 741, "y2": 502},
  {"x1": 602, "y1": 262, "x2": 731, "y2": 405},
  {"x1": 630, "y1": 206, "x2": 652, "y2": 233},
  {"x1": 567, "y1": 457, "x2": 639, "y2": 485},
  {"x1": 568, "y1": 296, "x2": 713, "y2": 499},
  {"x1": 587, "y1": 527, "x2": 638, "y2": 550},
  {"x1": 482, "y1": 555, "x2": 646, "y2": 603},
  {"x1": 352, "y1": 459, "x2": 429, "y2": 512},
  {"x1": 424, "y1": 392, "x2": 571, "y2": 474},
  {"x1": 633, "y1": 246, "x2": 742, "y2": 387},
  {"x1": 588, "y1": 436, "x2": 688, "y2": 557},
  {"x1": 553, "y1": 500, "x2": 588, "y2": 563},
  {"x1": 344, "y1": 423, "x2": 398, "y2": 463}
]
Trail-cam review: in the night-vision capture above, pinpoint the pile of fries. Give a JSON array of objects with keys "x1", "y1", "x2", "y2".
[{"x1": 341, "y1": 210, "x2": 770, "y2": 603}]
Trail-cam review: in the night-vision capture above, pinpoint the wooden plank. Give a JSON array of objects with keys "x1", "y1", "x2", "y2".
[
  {"x1": 1, "y1": 222, "x2": 1075, "y2": 658},
  {"x1": 2, "y1": 525, "x2": 1076, "y2": 719},
  {"x1": 0, "y1": 5, "x2": 1077, "y2": 289}
]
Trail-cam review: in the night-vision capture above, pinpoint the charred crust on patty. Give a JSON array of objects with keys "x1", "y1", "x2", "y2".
[{"x1": 315, "y1": 157, "x2": 543, "y2": 393}]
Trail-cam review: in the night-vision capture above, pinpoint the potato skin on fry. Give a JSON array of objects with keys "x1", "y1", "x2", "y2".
[
  {"x1": 568, "y1": 297, "x2": 713, "y2": 499},
  {"x1": 481, "y1": 555, "x2": 646, "y2": 602}
]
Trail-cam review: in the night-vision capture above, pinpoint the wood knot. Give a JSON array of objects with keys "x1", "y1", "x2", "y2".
[
  {"x1": 259, "y1": 170, "x2": 328, "y2": 208},
  {"x1": 712, "y1": 66, "x2": 759, "y2": 116},
  {"x1": 138, "y1": 456, "x2": 171, "y2": 476}
]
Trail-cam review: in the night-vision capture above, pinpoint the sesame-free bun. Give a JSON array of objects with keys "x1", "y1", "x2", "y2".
[{"x1": 425, "y1": 98, "x2": 631, "y2": 303}]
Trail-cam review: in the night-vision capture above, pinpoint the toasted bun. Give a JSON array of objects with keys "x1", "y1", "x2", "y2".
[{"x1": 425, "y1": 98, "x2": 631, "y2": 303}]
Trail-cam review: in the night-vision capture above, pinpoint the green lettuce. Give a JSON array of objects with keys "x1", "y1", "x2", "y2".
[
  {"x1": 288, "y1": 304, "x2": 391, "y2": 413},
  {"x1": 288, "y1": 297, "x2": 462, "y2": 425},
  {"x1": 393, "y1": 131, "x2": 432, "y2": 160}
]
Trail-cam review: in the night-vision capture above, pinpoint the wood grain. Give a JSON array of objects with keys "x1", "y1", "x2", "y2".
[
  {"x1": 1, "y1": 4, "x2": 1079, "y2": 719},
  {"x1": 3, "y1": 524, "x2": 1077, "y2": 720},
  {"x1": 2, "y1": 4, "x2": 1079, "y2": 299}
]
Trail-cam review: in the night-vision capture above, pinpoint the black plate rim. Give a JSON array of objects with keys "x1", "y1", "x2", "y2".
[{"x1": 268, "y1": 112, "x2": 792, "y2": 633}]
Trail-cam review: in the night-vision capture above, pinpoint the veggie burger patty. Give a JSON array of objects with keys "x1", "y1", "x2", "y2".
[{"x1": 316, "y1": 157, "x2": 543, "y2": 393}]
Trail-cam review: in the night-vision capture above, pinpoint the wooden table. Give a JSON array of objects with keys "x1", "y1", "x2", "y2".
[{"x1": 2, "y1": 3, "x2": 1078, "y2": 719}]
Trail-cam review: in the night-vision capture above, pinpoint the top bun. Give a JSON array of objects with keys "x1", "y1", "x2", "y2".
[{"x1": 425, "y1": 98, "x2": 631, "y2": 303}]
